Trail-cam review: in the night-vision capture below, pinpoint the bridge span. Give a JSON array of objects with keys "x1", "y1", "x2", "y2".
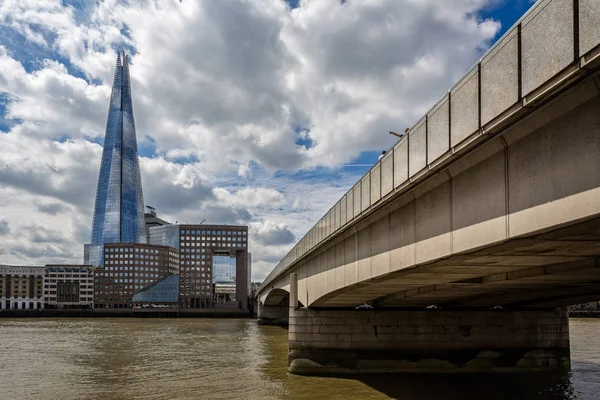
[{"x1": 258, "y1": 0, "x2": 600, "y2": 374}]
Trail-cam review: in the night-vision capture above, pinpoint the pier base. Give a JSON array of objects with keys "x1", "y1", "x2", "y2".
[
  {"x1": 257, "y1": 303, "x2": 289, "y2": 326},
  {"x1": 288, "y1": 308, "x2": 570, "y2": 375}
]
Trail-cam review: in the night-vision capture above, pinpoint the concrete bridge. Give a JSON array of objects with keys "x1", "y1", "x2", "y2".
[{"x1": 258, "y1": 0, "x2": 600, "y2": 374}]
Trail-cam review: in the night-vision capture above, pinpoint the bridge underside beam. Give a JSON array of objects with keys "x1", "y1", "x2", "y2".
[
  {"x1": 317, "y1": 216, "x2": 600, "y2": 309},
  {"x1": 288, "y1": 307, "x2": 570, "y2": 375},
  {"x1": 374, "y1": 257, "x2": 600, "y2": 309}
]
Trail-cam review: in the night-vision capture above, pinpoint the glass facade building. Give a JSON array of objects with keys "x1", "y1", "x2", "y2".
[
  {"x1": 132, "y1": 275, "x2": 180, "y2": 304},
  {"x1": 84, "y1": 52, "x2": 146, "y2": 266}
]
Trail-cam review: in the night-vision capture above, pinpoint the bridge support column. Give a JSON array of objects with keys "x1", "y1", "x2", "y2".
[
  {"x1": 288, "y1": 308, "x2": 570, "y2": 375},
  {"x1": 257, "y1": 302, "x2": 289, "y2": 326}
]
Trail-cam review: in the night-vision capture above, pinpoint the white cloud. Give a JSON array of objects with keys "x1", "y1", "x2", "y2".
[
  {"x1": 250, "y1": 220, "x2": 295, "y2": 246},
  {"x1": 213, "y1": 187, "x2": 285, "y2": 209},
  {"x1": 0, "y1": 0, "x2": 504, "y2": 279}
]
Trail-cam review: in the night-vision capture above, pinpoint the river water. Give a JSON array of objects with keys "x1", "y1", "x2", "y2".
[{"x1": 0, "y1": 318, "x2": 598, "y2": 400}]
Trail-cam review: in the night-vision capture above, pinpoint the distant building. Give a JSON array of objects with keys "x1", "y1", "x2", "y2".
[
  {"x1": 0, "y1": 265, "x2": 44, "y2": 310},
  {"x1": 144, "y1": 206, "x2": 170, "y2": 243},
  {"x1": 214, "y1": 282, "x2": 236, "y2": 303},
  {"x1": 84, "y1": 52, "x2": 147, "y2": 267},
  {"x1": 248, "y1": 252, "x2": 252, "y2": 295},
  {"x1": 94, "y1": 243, "x2": 179, "y2": 309},
  {"x1": 149, "y1": 224, "x2": 249, "y2": 310},
  {"x1": 44, "y1": 265, "x2": 95, "y2": 309}
]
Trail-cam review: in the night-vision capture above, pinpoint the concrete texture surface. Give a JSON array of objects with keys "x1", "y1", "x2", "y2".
[
  {"x1": 427, "y1": 96, "x2": 450, "y2": 162},
  {"x1": 393, "y1": 140, "x2": 408, "y2": 188},
  {"x1": 370, "y1": 164, "x2": 381, "y2": 205},
  {"x1": 481, "y1": 30, "x2": 519, "y2": 125},
  {"x1": 580, "y1": 0, "x2": 600, "y2": 56},
  {"x1": 361, "y1": 175, "x2": 370, "y2": 212},
  {"x1": 521, "y1": 0, "x2": 573, "y2": 95},
  {"x1": 450, "y1": 68, "x2": 479, "y2": 146},
  {"x1": 381, "y1": 151, "x2": 394, "y2": 197},
  {"x1": 409, "y1": 119, "x2": 427, "y2": 177}
]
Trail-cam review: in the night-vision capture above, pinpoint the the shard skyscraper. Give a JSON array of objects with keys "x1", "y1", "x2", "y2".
[{"x1": 84, "y1": 51, "x2": 146, "y2": 266}]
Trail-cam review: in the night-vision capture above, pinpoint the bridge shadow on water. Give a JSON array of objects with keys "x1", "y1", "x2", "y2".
[{"x1": 340, "y1": 367, "x2": 599, "y2": 400}]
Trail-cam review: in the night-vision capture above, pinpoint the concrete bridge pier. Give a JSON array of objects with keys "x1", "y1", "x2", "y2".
[
  {"x1": 287, "y1": 275, "x2": 570, "y2": 375},
  {"x1": 257, "y1": 302, "x2": 289, "y2": 326}
]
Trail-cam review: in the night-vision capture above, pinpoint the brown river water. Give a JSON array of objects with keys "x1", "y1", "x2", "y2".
[{"x1": 0, "y1": 318, "x2": 598, "y2": 399}]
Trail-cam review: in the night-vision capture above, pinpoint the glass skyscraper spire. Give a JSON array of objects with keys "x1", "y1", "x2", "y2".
[{"x1": 84, "y1": 51, "x2": 146, "y2": 266}]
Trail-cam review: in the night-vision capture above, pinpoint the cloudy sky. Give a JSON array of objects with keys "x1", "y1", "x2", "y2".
[{"x1": 0, "y1": 0, "x2": 534, "y2": 281}]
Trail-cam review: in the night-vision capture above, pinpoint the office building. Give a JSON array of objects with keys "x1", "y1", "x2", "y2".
[
  {"x1": 94, "y1": 243, "x2": 179, "y2": 308},
  {"x1": 149, "y1": 224, "x2": 249, "y2": 310},
  {"x1": 0, "y1": 265, "x2": 44, "y2": 310},
  {"x1": 44, "y1": 265, "x2": 95, "y2": 309},
  {"x1": 84, "y1": 51, "x2": 146, "y2": 267},
  {"x1": 144, "y1": 205, "x2": 170, "y2": 243},
  {"x1": 214, "y1": 282, "x2": 236, "y2": 303}
]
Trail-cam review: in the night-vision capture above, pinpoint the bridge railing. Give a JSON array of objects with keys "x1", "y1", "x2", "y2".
[{"x1": 260, "y1": 0, "x2": 600, "y2": 292}]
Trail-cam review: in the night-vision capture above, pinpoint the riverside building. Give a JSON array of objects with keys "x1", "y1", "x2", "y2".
[
  {"x1": 94, "y1": 243, "x2": 179, "y2": 308},
  {"x1": 43, "y1": 265, "x2": 95, "y2": 309},
  {"x1": 0, "y1": 265, "x2": 44, "y2": 310},
  {"x1": 149, "y1": 224, "x2": 249, "y2": 310}
]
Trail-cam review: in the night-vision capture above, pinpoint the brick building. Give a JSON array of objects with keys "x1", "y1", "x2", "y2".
[
  {"x1": 149, "y1": 224, "x2": 249, "y2": 310},
  {"x1": 94, "y1": 243, "x2": 179, "y2": 308}
]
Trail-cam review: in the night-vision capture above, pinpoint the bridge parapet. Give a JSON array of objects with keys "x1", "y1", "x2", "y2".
[{"x1": 259, "y1": 0, "x2": 600, "y2": 294}]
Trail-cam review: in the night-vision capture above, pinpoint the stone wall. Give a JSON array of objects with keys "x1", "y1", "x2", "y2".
[{"x1": 289, "y1": 308, "x2": 570, "y2": 374}]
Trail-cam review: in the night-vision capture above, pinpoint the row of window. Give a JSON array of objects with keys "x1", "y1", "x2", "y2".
[
  {"x1": 182, "y1": 285, "x2": 212, "y2": 289},
  {"x1": 105, "y1": 247, "x2": 160, "y2": 254},
  {"x1": 96, "y1": 291, "x2": 133, "y2": 296},
  {"x1": 182, "y1": 230, "x2": 246, "y2": 235},
  {"x1": 105, "y1": 260, "x2": 162, "y2": 266},
  {"x1": 104, "y1": 266, "x2": 162, "y2": 272},
  {"x1": 180, "y1": 242, "x2": 246, "y2": 248},
  {"x1": 45, "y1": 298, "x2": 93, "y2": 302},
  {"x1": 183, "y1": 254, "x2": 207, "y2": 259},
  {"x1": 44, "y1": 284, "x2": 92, "y2": 289},
  {"x1": 181, "y1": 236, "x2": 246, "y2": 242},
  {"x1": 107, "y1": 278, "x2": 157, "y2": 284},
  {"x1": 180, "y1": 274, "x2": 208, "y2": 279},
  {"x1": 105, "y1": 253, "x2": 159, "y2": 259},
  {"x1": 102, "y1": 272, "x2": 161, "y2": 277},
  {"x1": 181, "y1": 261, "x2": 211, "y2": 265},
  {"x1": 180, "y1": 267, "x2": 208, "y2": 272},
  {"x1": 45, "y1": 291, "x2": 93, "y2": 295}
]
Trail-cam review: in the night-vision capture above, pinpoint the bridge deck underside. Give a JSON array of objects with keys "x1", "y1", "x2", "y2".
[{"x1": 319, "y1": 217, "x2": 600, "y2": 309}]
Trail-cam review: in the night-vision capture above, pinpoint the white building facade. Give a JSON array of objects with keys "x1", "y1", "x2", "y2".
[{"x1": 44, "y1": 265, "x2": 95, "y2": 308}]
